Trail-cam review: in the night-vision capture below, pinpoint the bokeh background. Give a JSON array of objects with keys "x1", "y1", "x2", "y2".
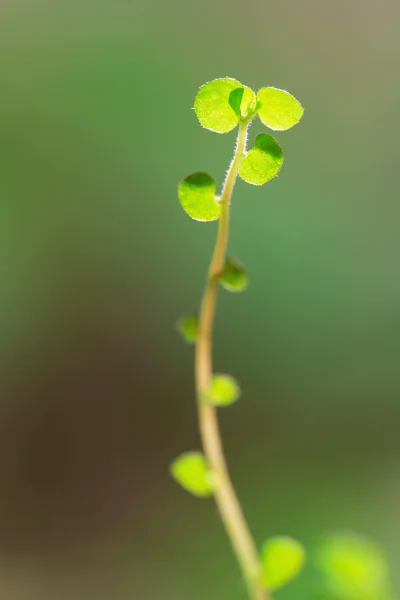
[{"x1": 1, "y1": 0, "x2": 400, "y2": 598}]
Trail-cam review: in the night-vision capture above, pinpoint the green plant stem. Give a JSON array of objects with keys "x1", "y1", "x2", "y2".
[{"x1": 195, "y1": 122, "x2": 271, "y2": 600}]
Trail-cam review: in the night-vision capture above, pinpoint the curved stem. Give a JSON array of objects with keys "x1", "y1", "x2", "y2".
[{"x1": 195, "y1": 122, "x2": 271, "y2": 600}]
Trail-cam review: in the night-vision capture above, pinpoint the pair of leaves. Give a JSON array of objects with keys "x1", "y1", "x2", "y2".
[
  {"x1": 174, "y1": 316, "x2": 244, "y2": 403},
  {"x1": 263, "y1": 532, "x2": 393, "y2": 599},
  {"x1": 171, "y1": 458, "x2": 305, "y2": 590},
  {"x1": 194, "y1": 77, "x2": 303, "y2": 134},
  {"x1": 178, "y1": 135, "x2": 283, "y2": 220},
  {"x1": 170, "y1": 457, "x2": 306, "y2": 593},
  {"x1": 170, "y1": 374, "x2": 241, "y2": 495},
  {"x1": 176, "y1": 258, "x2": 247, "y2": 345}
]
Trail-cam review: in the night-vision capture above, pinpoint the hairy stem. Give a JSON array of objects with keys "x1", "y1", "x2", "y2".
[{"x1": 195, "y1": 122, "x2": 271, "y2": 600}]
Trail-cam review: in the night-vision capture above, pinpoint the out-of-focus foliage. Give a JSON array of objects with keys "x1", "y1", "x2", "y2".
[
  {"x1": 176, "y1": 314, "x2": 199, "y2": 343},
  {"x1": 315, "y1": 533, "x2": 394, "y2": 600},
  {"x1": 170, "y1": 452, "x2": 214, "y2": 497},
  {"x1": 206, "y1": 374, "x2": 241, "y2": 407},
  {"x1": 260, "y1": 536, "x2": 306, "y2": 591},
  {"x1": 219, "y1": 257, "x2": 248, "y2": 292}
]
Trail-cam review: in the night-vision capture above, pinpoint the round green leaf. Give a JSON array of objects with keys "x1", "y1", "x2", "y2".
[
  {"x1": 231, "y1": 86, "x2": 257, "y2": 120},
  {"x1": 219, "y1": 257, "x2": 248, "y2": 292},
  {"x1": 207, "y1": 374, "x2": 241, "y2": 407},
  {"x1": 261, "y1": 536, "x2": 306, "y2": 591},
  {"x1": 257, "y1": 87, "x2": 304, "y2": 131},
  {"x1": 239, "y1": 133, "x2": 283, "y2": 185},
  {"x1": 178, "y1": 172, "x2": 220, "y2": 221},
  {"x1": 176, "y1": 314, "x2": 198, "y2": 343},
  {"x1": 317, "y1": 533, "x2": 390, "y2": 599},
  {"x1": 170, "y1": 452, "x2": 213, "y2": 497},
  {"x1": 194, "y1": 78, "x2": 256, "y2": 133}
]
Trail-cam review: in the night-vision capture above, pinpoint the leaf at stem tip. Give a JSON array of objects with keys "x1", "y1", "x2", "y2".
[
  {"x1": 219, "y1": 257, "x2": 248, "y2": 292},
  {"x1": 260, "y1": 536, "x2": 306, "y2": 591},
  {"x1": 239, "y1": 133, "x2": 283, "y2": 186},
  {"x1": 316, "y1": 532, "x2": 390, "y2": 599},
  {"x1": 178, "y1": 172, "x2": 220, "y2": 221},
  {"x1": 176, "y1": 314, "x2": 198, "y2": 343},
  {"x1": 170, "y1": 452, "x2": 214, "y2": 497},
  {"x1": 257, "y1": 87, "x2": 304, "y2": 131},
  {"x1": 206, "y1": 374, "x2": 241, "y2": 407},
  {"x1": 194, "y1": 78, "x2": 256, "y2": 133}
]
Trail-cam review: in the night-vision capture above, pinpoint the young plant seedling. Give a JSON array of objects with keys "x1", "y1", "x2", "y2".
[{"x1": 172, "y1": 77, "x2": 304, "y2": 600}]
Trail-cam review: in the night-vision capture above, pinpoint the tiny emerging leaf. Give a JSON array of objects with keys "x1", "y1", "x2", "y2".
[
  {"x1": 260, "y1": 536, "x2": 306, "y2": 591},
  {"x1": 178, "y1": 172, "x2": 220, "y2": 221},
  {"x1": 239, "y1": 133, "x2": 283, "y2": 186},
  {"x1": 206, "y1": 374, "x2": 241, "y2": 407},
  {"x1": 194, "y1": 78, "x2": 256, "y2": 133},
  {"x1": 176, "y1": 314, "x2": 198, "y2": 343},
  {"x1": 170, "y1": 452, "x2": 214, "y2": 497},
  {"x1": 257, "y1": 87, "x2": 304, "y2": 131},
  {"x1": 219, "y1": 257, "x2": 248, "y2": 292},
  {"x1": 229, "y1": 87, "x2": 245, "y2": 118}
]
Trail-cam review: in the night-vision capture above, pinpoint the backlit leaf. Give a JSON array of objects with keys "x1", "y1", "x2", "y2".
[
  {"x1": 257, "y1": 87, "x2": 304, "y2": 131},
  {"x1": 178, "y1": 172, "x2": 220, "y2": 221},
  {"x1": 239, "y1": 134, "x2": 283, "y2": 185}
]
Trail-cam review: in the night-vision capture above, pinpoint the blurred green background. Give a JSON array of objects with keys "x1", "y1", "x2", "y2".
[{"x1": 0, "y1": 0, "x2": 399, "y2": 598}]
